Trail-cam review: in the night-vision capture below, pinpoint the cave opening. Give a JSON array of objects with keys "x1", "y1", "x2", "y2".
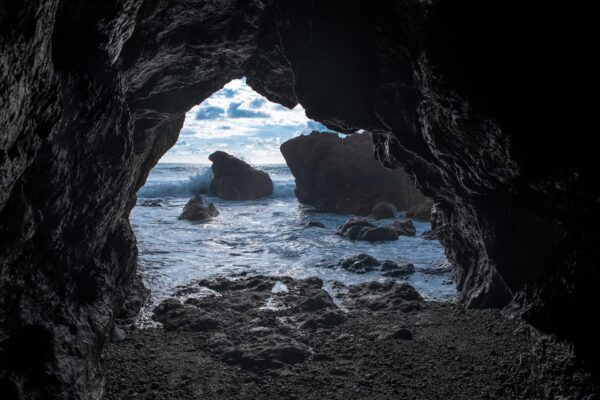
[{"x1": 131, "y1": 78, "x2": 454, "y2": 323}]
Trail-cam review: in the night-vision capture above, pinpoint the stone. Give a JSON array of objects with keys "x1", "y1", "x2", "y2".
[
  {"x1": 336, "y1": 219, "x2": 399, "y2": 242},
  {"x1": 179, "y1": 196, "x2": 219, "y2": 221},
  {"x1": 307, "y1": 221, "x2": 325, "y2": 228},
  {"x1": 371, "y1": 202, "x2": 397, "y2": 219},
  {"x1": 280, "y1": 132, "x2": 426, "y2": 215},
  {"x1": 406, "y1": 199, "x2": 433, "y2": 222},
  {"x1": 379, "y1": 261, "x2": 415, "y2": 277},
  {"x1": 420, "y1": 230, "x2": 437, "y2": 240},
  {"x1": 140, "y1": 199, "x2": 166, "y2": 207},
  {"x1": 209, "y1": 151, "x2": 273, "y2": 200},
  {"x1": 387, "y1": 220, "x2": 417, "y2": 237},
  {"x1": 338, "y1": 254, "x2": 380, "y2": 274}
]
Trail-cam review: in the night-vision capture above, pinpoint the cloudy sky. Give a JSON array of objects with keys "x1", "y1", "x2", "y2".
[{"x1": 159, "y1": 78, "x2": 331, "y2": 165}]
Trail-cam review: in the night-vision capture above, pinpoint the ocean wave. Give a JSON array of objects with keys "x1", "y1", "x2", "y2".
[
  {"x1": 271, "y1": 180, "x2": 296, "y2": 198},
  {"x1": 138, "y1": 169, "x2": 213, "y2": 198}
]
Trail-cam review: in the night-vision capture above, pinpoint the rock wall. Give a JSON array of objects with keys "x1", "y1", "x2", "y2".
[{"x1": 1, "y1": 0, "x2": 598, "y2": 398}]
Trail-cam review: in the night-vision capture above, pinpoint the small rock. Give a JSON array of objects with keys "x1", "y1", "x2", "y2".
[
  {"x1": 307, "y1": 221, "x2": 325, "y2": 228},
  {"x1": 179, "y1": 195, "x2": 219, "y2": 221},
  {"x1": 336, "y1": 219, "x2": 399, "y2": 242},
  {"x1": 420, "y1": 229, "x2": 437, "y2": 240},
  {"x1": 387, "y1": 220, "x2": 416, "y2": 237},
  {"x1": 140, "y1": 199, "x2": 165, "y2": 207},
  {"x1": 380, "y1": 261, "x2": 415, "y2": 277},
  {"x1": 338, "y1": 254, "x2": 380, "y2": 274}
]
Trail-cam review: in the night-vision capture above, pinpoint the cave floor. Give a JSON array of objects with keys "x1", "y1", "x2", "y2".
[{"x1": 102, "y1": 277, "x2": 534, "y2": 400}]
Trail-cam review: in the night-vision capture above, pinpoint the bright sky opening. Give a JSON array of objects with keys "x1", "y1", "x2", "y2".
[{"x1": 159, "y1": 78, "x2": 331, "y2": 165}]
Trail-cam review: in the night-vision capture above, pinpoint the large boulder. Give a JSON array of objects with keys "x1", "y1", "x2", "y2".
[
  {"x1": 280, "y1": 132, "x2": 426, "y2": 215},
  {"x1": 406, "y1": 199, "x2": 434, "y2": 222},
  {"x1": 179, "y1": 196, "x2": 219, "y2": 221},
  {"x1": 209, "y1": 151, "x2": 273, "y2": 200}
]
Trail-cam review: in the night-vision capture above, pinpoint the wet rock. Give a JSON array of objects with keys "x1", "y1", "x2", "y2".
[
  {"x1": 421, "y1": 263, "x2": 454, "y2": 276},
  {"x1": 338, "y1": 254, "x2": 380, "y2": 274},
  {"x1": 371, "y1": 202, "x2": 397, "y2": 220},
  {"x1": 406, "y1": 199, "x2": 433, "y2": 222},
  {"x1": 179, "y1": 196, "x2": 219, "y2": 221},
  {"x1": 380, "y1": 261, "x2": 415, "y2": 277},
  {"x1": 152, "y1": 300, "x2": 221, "y2": 332},
  {"x1": 209, "y1": 151, "x2": 273, "y2": 200},
  {"x1": 345, "y1": 280, "x2": 423, "y2": 312},
  {"x1": 140, "y1": 199, "x2": 166, "y2": 207},
  {"x1": 307, "y1": 221, "x2": 325, "y2": 228},
  {"x1": 300, "y1": 310, "x2": 347, "y2": 330},
  {"x1": 280, "y1": 132, "x2": 425, "y2": 215},
  {"x1": 387, "y1": 220, "x2": 417, "y2": 237},
  {"x1": 336, "y1": 219, "x2": 398, "y2": 242}
]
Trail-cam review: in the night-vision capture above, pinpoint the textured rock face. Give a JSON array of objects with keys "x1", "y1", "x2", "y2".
[
  {"x1": 1, "y1": 0, "x2": 599, "y2": 398},
  {"x1": 209, "y1": 151, "x2": 273, "y2": 200},
  {"x1": 281, "y1": 132, "x2": 425, "y2": 215}
]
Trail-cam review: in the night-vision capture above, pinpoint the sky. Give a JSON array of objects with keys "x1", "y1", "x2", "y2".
[{"x1": 158, "y1": 78, "x2": 331, "y2": 165}]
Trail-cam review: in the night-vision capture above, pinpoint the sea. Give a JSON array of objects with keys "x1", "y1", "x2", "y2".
[{"x1": 132, "y1": 163, "x2": 455, "y2": 311}]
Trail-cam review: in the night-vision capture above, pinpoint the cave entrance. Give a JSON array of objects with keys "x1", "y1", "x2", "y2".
[{"x1": 132, "y1": 78, "x2": 454, "y2": 319}]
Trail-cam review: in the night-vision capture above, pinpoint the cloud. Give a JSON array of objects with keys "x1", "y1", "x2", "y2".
[
  {"x1": 306, "y1": 120, "x2": 329, "y2": 132},
  {"x1": 196, "y1": 106, "x2": 225, "y2": 120},
  {"x1": 227, "y1": 102, "x2": 270, "y2": 119},
  {"x1": 221, "y1": 88, "x2": 236, "y2": 98},
  {"x1": 248, "y1": 98, "x2": 266, "y2": 108}
]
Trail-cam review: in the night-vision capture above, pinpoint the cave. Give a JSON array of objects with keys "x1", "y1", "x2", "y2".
[{"x1": 1, "y1": 1, "x2": 599, "y2": 399}]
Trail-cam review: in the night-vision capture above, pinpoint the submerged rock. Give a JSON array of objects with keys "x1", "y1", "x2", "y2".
[
  {"x1": 179, "y1": 196, "x2": 219, "y2": 221},
  {"x1": 140, "y1": 199, "x2": 166, "y2": 207},
  {"x1": 338, "y1": 254, "x2": 380, "y2": 274},
  {"x1": 336, "y1": 219, "x2": 398, "y2": 242},
  {"x1": 307, "y1": 221, "x2": 325, "y2": 228},
  {"x1": 209, "y1": 151, "x2": 273, "y2": 200},
  {"x1": 371, "y1": 202, "x2": 397, "y2": 220},
  {"x1": 387, "y1": 220, "x2": 417, "y2": 237},
  {"x1": 380, "y1": 261, "x2": 415, "y2": 277},
  {"x1": 280, "y1": 132, "x2": 426, "y2": 215},
  {"x1": 420, "y1": 230, "x2": 438, "y2": 240}
]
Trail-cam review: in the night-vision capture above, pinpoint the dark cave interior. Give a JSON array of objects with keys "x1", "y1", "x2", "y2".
[{"x1": 1, "y1": 0, "x2": 599, "y2": 399}]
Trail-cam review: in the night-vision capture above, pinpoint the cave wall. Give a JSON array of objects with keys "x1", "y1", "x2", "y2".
[{"x1": 1, "y1": 0, "x2": 599, "y2": 398}]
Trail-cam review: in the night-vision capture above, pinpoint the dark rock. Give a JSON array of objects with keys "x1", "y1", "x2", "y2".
[
  {"x1": 280, "y1": 132, "x2": 425, "y2": 215},
  {"x1": 380, "y1": 261, "x2": 415, "y2": 277},
  {"x1": 338, "y1": 254, "x2": 380, "y2": 274},
  {"x1": 2, "y1": 0, "x2": 599, "y2": 395},
  {"x1": 420, "y1": 264, "x2": 454, "y2": 276},
  {"x1": 307, "y1": 221, "x2": 325, "y2": 228},
  {"x1": 140, "y1": 199, "x2": 166, "y2": 207},
  {"x1": 371, "y1": 202, "x2": 397, "y2": 220},
  {"x1": 406, "y1": 199, "x2": 433, "y2": 222},
  {"x1": 387, "y1": 220, "x2": 417, "y2": 237},
  {"x1": 298, "y1": 291, "x2": 337, "y2": 312},
  {"x1": 420, "y1": 230, "x2": 437, "y2": 240},
  {"x1": 345, "y1": 280, "x2": 423, "y2": 312},
  {"x1": 209, "y1": 151, "x2": 273, "y2": 200},
  {"x1": 336, "y1": 219, "x2": 398, "y2": 242},
  {"x1": 179, "y1": 196, "x2": 219, "y2": 221},
  {"x1": 380, "y1": 327, "x2": 413, "y2": 341}
]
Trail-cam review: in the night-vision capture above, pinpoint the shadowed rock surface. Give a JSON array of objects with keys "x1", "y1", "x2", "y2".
[
  {"x1": 102, "y1": 276, "x2": 535, "y2": 400},
  {"x1": 179, "y1": 196, "x2": 219, "y2": 221},
  {"x1": 209, "y1": 151, "x2": 273, "y2": 200},
  {"x1": 281, "y1": 132, "x2": 425, "y2": 215},
  {"x1": 1, "y1": 0, "x2": 599, "y2": 398}
]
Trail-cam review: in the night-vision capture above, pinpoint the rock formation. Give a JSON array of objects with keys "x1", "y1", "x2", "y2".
[
  {"x1": 281, "y1": 132, "x2": 425, "y2": 215},
  {"x1": 336, "y1": 219, "x2": 399, "y2": 242},
  {"x1": 406, "y1": 199, "x2": 433, "y2": 222},
  {"x1": 371, "y1": 201, "x2": 397, "y2": 220},
  {"x1": 179, "y1": 196, "x2": 219, "y2": 221},
  {"x1": 1, "y1": 0, "x2": 598, "y2": 397},
  {"x1": 209, "y1": 151, "x2": 273, "y2": 200}
]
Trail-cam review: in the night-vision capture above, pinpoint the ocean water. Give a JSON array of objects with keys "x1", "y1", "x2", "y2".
[{"x1": 132, "y1": 163, "x2": 455, "y2": 308}]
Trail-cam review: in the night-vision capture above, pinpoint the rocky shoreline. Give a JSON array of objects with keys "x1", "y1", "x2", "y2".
[{"x1": 102, "y1": 275, "x2": 535, "y2": 399}]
